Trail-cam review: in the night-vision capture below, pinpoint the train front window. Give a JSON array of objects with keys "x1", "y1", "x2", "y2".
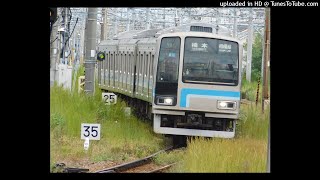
[
  {"x1": 154, "y1": 37, "x2": 181, "y2": 105},
  {"x1": 156, "y1": 37, "x2": 181, "y2": 83},
  {"x1": 183, "y1": 37, "x2": 239, "y2": 85}
]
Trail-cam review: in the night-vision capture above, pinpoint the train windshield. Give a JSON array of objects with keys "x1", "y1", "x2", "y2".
[
  {"x1": 183, "y1": 37, "x2": 239, "y2": 85},
  {"x1": 156, "y1": 37, "x2": 181, "y2": 83}
]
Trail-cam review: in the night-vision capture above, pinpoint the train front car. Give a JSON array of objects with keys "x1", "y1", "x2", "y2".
[{"x1": 152, "y1": 32, "x2": 242, "y2": 138}]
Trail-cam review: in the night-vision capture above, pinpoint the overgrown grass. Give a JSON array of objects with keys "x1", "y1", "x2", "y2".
[
  {"x1": 241, "y1": 79, "x2": 262, "y2": 102},
  {"x1": 237, "y1": 104, "x2": 269, "y2": 140},
  {"x1": 50, "y1": 66, "x2": 166, "y2": 170},
  {"x1": 164, "y1": 104, "x2": 269, "y2": 173},
  {"x1": 180, "y1": 137, "x2": 267, "y2": 172},
  {"x1": 153, "y1": 148, "x2": 186, "y2": 165},
  {"x1": 51, "y1": 66, "x2": 270, "y2": 173},
  {"x1": 241, "y1": 76, "x2": 270, "y2": 102}
]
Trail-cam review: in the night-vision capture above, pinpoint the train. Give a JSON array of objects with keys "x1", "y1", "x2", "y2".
[{"x1": 96, "y1": 22, "x2": 243, "y2": 141}]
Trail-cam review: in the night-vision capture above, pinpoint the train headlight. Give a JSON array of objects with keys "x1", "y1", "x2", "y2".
[
  {"x1": 217, "y1": 101, "x2": 237, "y2": 110},
  {"x1": 156, "y1": 96, "x2": 176, "y2": 106},
  {"x1": 164, "y1": 98, "x2": 173, "y2": 105}
]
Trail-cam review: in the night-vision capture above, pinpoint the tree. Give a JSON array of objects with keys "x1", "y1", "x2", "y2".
[{"x1": 251, "y1": 33, "x2": 263, "y2": 82}]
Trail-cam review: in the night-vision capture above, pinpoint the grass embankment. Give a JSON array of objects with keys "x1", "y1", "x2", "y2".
[
  {"x1": 50, "y1": 67, "x2": 166, "y2": 171},
  {"x1": 51, "y1": 66, "x2": 270, "y2": 173}
]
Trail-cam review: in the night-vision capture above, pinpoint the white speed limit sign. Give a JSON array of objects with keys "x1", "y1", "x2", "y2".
[
  {"x1": 102, "y1": 92, "x2": 117, "y2": 105},
  {"x1": 81, "y1": 123, "x2": 101, "y2": 140}
]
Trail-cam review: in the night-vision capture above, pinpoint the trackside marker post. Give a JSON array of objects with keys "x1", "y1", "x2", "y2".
[
  {"x1": 84, "y1": 137, "x2": 90, "y2": 151},
  {"x1": 81, "y1": 123, "x2": 101, "y2": 151}
]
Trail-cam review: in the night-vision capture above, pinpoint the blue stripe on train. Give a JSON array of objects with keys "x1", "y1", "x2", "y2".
[{"x1": 180, "y1": 88, "x2": 240, "y2": 107}]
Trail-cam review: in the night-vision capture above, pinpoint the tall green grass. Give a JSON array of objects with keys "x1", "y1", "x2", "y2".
[
  {"x1": 237, "y1": 104, "x2": 269, "y2": 140},
  {"x1": 181, "y1": 137, "x2": 267, "y2": 172},
  {"x1": 241, "y1": 77, "x2": 270, "y2": 102},
  {"x1": 50, "y1": 66, "x2": 166, "y2": 169},
  {"x1": 170, "y1": 104, "x2": 269, "y2": 173},
  {"x1": 241, "y1": 79, "x2": 262, "y2": 102},
  {"x1": 51, "y1": 66, "x2": 270, "y2": 172}
]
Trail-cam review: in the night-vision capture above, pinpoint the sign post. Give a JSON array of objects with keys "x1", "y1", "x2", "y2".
[{"x1": 102, "y1": 92, "x2": 117, "y2": 105}]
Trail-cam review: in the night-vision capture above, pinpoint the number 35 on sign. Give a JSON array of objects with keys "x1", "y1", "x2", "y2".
[
  {"x1": 81, "y1": 123, "x2": 101, "y2": 140},
  {"x1": 102, "y1": 92, "x2": 117, "y2": 105}
]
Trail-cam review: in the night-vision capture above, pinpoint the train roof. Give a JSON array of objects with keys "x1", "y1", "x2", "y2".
[
  {"x1": 155, "y1": 22, "x2": 232, "y2": 37},
  {"x1": 113, "y1": 29, "x2": 161, "y2": 40},
  {"x1": 99, "y1": 22, "x2": 234, "y2": 46},
  {"x1": 114, "y1": 23, "x2": 231, "y2": 39}
]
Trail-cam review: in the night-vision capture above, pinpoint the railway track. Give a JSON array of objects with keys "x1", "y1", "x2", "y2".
[
  {"x1": 95, "y1": 146, "x2": 178, "y2": 173},
  {"x1": 146, "y1": 163, "x2": 177, "y2": 173}
]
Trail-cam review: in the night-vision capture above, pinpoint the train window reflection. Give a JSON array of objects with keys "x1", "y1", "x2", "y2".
[
  {"x1": 156, "y1": 37, "x2": 181, "y2": 83},
  {"x1": 183, "y1": 37, "x2": 239, "y2": 85}
]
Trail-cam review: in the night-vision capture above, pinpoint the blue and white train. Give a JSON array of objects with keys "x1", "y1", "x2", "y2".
[{"x1": 97, "y1": 23, "x2": 242, "y2": 141}]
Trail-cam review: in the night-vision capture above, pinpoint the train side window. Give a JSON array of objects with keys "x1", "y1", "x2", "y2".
[
  {"x1": 129, "y1": 53, "x2": 132, "y2": 86},
  {"x1": 140, "y1": 53, "x2": 144, "y2": 88},
  {"x1": 117, "y1": 53, "x2": 119, "y2": 83},
  {"x1": 128, "y1": 53, "x2": 131, "y2": 76},
  {"x1": 124, "y1": 53, "x2": 127, "y2": 86},
  {"x1": 105, "y1": 52, "x2": 108, "y2": 85},
  {"x1": 151, "y1": 54, "x2": 154, "y2": 76},
  {"x1": 136, "y1": 52, "x2": 140, "y2": 91},
  {"x1": 110, "y1": 54, "x2": 113, "y2": 71},
  {"x1": 142, "y1": 52, "x2": 146, "y2": 87},
  {"x1": 146, "y1": 53, "x2": 149, "y2": 87},
  {"x1": 110, "y1": 53, "x2": 113, "y2": 85}
]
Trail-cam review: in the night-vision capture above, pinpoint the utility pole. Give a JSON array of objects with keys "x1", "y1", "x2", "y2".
[
  {"x1": 62, "y1": 8, "x2": 68, "y2": 65},
  {"x1": 179, "y1": 9, "x2": 183, "y2": 25},
  {"x1": 84, "y1": 8, "x2": 98, "y2": 95},
  {"x1": 233, "y1": 9, "x2": 238, "y2": 38},
  {"x1": 261, "y1": 30, "x2": 265, "y2": 79},
  {"x1": 56, "y1": 9, "x2": 62, "y2": 79},
  {"x1": 262, "y1": 8, "x2": 270, "y2": 112},
  {"x1": 126, "y1": 8, "x2": 131, "y2": 31},
  {"x1": 262, "y1": 8, "x2": 271, "y2": 173},
  {"x1": 163, "y1": 8, "x2": 166, "y2": 28},
  {"x1": 146, "y1": 8, "x2": 150, "y2": 30},
  {"x1": 100, "y1": 8, "x2": 105, "y2": 41},
  {"x1": 246, "y1": 8, "x2": 253, "y2": 82},
  {"x1": 76, "y1": 31, "x2": 80, "y2": 65},
  {"x1": 188, "y1": 8, "x2": 191, "y2": 23},
  {"x1": 120, "y1": 9, "x2": 123, "y2": 33},
  {"x1": 114, "y1": 9, "x2": 118, "y2": 36},
  {"x1": 83, "y1": 8, "x2": 89, "y2": 64},
  {"x1": 174, "y1": 9, "x2": 180, "y2": 27},
  {"x1": 215, "y1": 9, "x2": 220, "y2": 34},
  {"x1": 132, "y1": 9, "x2": 136, "y2": 30},
  {"x1": 50, "y1": 14, "x2": 59, "y2": 87},
  {"x1": 104, "y1": 8, "x2": 108, "y2": 39}
]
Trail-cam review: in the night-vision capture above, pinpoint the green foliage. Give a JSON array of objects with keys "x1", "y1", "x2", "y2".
[
  {"x1": 241, "y1": 78, "x2": 262, "y2": 102},
  {"x1": 252, "y1": 33, "x2": 263, "y2": 82},
  {"x1": 50, "y1": 113, "x2": 65, "y2": 129},
  {"x1": 50, "y1": 75, "x2": 165, "y2": 166},
  {"x1": 180, "y1": 137, "x2": 267, "y2": 172},
  {"x1": 252, "y1": 34, "x2": 263, "y2": 73},
  {"x1": 244, "y1": 33, "x2": 264, "y2": 82},
  {"x1": 171, "y1": 104, "x2": 269, "y2": 172},
  {"x1": 153, "y1": 148, "x2": 185, "y2": 166},
  {"x1": 237, "y1": 104, "x2": 269, "y2": 140}
]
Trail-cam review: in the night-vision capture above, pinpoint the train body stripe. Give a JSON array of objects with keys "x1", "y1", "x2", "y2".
[{"x1": 180, "y1": 88, "x2": 240, "y2": 107}]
